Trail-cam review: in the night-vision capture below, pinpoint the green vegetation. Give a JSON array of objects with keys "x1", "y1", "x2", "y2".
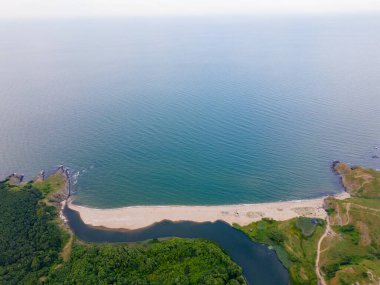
[
  {"x1": 0, "y1": 180, "x2": 67, "y2": 285},
  {"x1": 322, "y1": 198, "x2": 380, "y2": 284},
  {"x1": 235, "y1": 163, "x2": 380, "y2": 284},
  {"x1": 319, "y1": 163, "x2": 380, "y2": 284},
  {"x1": 0, "y1": 173, "x2": 246, "y2": 285},
  {"x1": 335, "y1": 163, "x2": 380, "y2": 198},
  {"x1": 46, "y1": 239, "x2": 245, "y2": 285},
  {"x1": 295, "y1": 217, "x2": 319, "y2": 237},
  {"x1": 6, "y1": 161, "x2": 377, "y2": 284},
  {"x1": 235, "y1": 217, "x2": 325, "y2": 284},
  {"x1": 33, "y1": 173, "x2": 65, "y2": 198}
]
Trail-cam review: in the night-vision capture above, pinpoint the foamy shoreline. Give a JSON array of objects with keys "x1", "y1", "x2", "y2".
[{"x1": 68, "y1": 192, "x2": 350, "y2": 230}]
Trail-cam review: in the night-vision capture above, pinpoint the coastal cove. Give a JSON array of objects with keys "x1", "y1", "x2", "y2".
[
  {"x1": 2, "y1": 164, "x2": 348, "y2": 284},
  {"x1": 3, "y1": 165, "x2": 335, "y2": 285},
  {"x1": 59, "y1": 161, "x2": 354, "y2": 284},
  {"x1": 62, "y1": 189, "x2": 347, "y2": 284},
  {"x1": 3, "y1": 162, "x2": 380, "y2": 284},
  {"x1": 2, "y1": 12, "x2": 380, "y2": 285},
  {"x1": 63, "y1": 205, "x2": 289, "y2": 285}
]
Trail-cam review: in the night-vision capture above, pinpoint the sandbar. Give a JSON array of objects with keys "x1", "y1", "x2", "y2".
[{"x1": 68, "y1": 192, "x2": 349, "y2": 230}]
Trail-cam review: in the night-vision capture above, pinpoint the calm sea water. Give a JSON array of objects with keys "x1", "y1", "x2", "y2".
[{"x1": 1, "y1": 16, "x2": 380, "y2": 207}]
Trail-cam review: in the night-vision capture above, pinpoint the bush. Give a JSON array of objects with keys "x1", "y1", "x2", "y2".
[
  {"x1": 326, "y1": 208, "x2": 335, "y2": 215},
  {"x1": 339, "y1": 224, "x2": 355, "y2": 233},
  {"x1": 323, "y1": 263, "x2": 340, "y2": 279},
  {"x1": 338, "y1": 225, "x2": 360, "y2": 245},
  {"x1": 268, "y1": 229, "x2": 286, "y2": 243}
]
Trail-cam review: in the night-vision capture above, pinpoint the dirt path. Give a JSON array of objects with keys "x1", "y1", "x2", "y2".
[
  {"x1": 316, "y1": 217, "x2": 331, "y2": 285},
  {"x1": 335, "y1": 206, "x2": 341, "y2": 225},
  {"x1": 344, "y1": 203, "x2": 351, "y2": 225},
  {"x1": 352, "y1": 203, "x2": 380, "y2": 212},
  {"x1": 315, "y1": 202, "x2": 379, "y2": 285}
]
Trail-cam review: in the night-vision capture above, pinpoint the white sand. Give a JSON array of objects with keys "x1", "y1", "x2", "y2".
[{"x1": 68, "y1": 192, "x2": 350, "y2": 230}]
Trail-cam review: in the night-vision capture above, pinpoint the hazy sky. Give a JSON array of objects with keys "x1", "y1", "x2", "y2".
[{"x1": 1, "y1": 0, "x2": 380, "y2": 19}]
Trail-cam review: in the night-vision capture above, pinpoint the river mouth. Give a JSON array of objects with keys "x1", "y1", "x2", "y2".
[{"x1": 64, "y1": 206, "x2": 289, "y2": 285}]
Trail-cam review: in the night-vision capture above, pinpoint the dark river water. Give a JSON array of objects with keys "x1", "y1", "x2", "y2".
[{"x1": 64, "y1": 206, "x2": 289, "y2": 285}]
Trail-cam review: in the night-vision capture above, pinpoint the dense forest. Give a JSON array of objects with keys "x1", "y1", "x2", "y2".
[
  {"x1": 0, "y1": 180, "x2": 66, "y2": 284},
  {"x1": 46, "y1": 239, "x2": 245, "y2": 284},
  {"x1": 0, "y1": 176, "x2": 246, "y2": 285}
]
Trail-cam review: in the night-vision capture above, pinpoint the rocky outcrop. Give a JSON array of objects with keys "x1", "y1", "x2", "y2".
[{"x1": 7, "y1": 173, "x2": 24, "y2": 185}]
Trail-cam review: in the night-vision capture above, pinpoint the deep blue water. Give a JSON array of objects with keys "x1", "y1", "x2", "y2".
[
  {"x1": 63, "y1": 206, "x2": 289, "y2": 285},
  {"x1": 1, "y1": 16, "x2": 380, "y2": 207}
]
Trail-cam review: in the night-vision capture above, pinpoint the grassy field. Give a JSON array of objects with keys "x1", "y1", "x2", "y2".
[
  {"x1": 335, "y1": 162, "x2": 380, "y2": 198},
  {"x1": 32, "y1": 171, "x2": 67, "y2": 199},
  {"x1": 235, "y1": 217, "x2": 325, "y2": 284},
  {"x1": 320, "y1": 163, "x2": 380, "y2": 284}
]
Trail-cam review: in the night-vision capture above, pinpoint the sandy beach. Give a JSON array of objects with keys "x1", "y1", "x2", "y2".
[{"x1": 68, "y1": 192, "x2": 350, "y2": 230}]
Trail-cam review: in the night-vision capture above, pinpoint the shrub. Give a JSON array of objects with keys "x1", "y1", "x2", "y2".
[
  {"x1": 268, "y1": 229, "x2": 286, "y2": 243},
  {"x1": 323, "y1": 263, "x2": 340, "y2": 279}
]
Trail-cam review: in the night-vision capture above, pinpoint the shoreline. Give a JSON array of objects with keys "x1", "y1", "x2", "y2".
[{"x1": 68, "y1": 191, "x2": 350, "y2": 230}]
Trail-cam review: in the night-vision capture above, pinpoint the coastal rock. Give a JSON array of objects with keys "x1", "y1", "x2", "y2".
[{"x1": 7, "y1": 173, "x2": 24, "y2": 185}]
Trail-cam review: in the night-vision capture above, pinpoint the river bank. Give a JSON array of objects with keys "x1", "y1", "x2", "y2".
[{"x1": 63, "y1": 205, "x2": 289, "y2": 285}]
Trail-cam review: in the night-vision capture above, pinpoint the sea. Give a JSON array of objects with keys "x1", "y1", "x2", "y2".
[{"x1": 1, "y1": 15, "x2": 380, "y2": 208}]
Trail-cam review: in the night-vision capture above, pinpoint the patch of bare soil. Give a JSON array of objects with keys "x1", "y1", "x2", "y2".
[{"x1": 356, "y1": 221, "x2": 371, "y2": 246}]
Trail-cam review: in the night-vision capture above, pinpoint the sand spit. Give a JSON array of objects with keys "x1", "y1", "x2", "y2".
[{"x1": 68, "y1": 192, "x2": 350, "y2": 230}]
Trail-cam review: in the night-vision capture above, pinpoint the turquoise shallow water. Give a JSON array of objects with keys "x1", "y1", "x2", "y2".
[{"x1": 0, "y1": 16, "x2": 380, "y2": 207}]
